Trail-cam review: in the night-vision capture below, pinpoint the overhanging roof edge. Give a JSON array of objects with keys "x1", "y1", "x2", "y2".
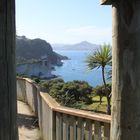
[{"x1": 100, "y1": 0, "x2": 112, "y2": 5}]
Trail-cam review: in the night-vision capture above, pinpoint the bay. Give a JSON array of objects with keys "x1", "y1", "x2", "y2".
[{"x1": 52, "y1": 50, "x2": 103, "y2": 87}]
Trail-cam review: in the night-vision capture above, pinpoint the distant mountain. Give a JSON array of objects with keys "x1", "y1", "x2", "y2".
[{"x1": 51, "y1": 41, "x2": 99, "y2": 51}]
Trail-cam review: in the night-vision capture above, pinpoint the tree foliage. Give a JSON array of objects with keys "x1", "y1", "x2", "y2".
[
  {"x1": 86, "y1": 44, "x2": 112, "y2": 71},
  {"x1": 41, "y1": 79, "x2": 93, "y2": 108}
]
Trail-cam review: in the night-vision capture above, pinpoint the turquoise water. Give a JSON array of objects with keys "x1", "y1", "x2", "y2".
[{"x1": 52, "y1": 50, "x2": 103, "y2": 87}]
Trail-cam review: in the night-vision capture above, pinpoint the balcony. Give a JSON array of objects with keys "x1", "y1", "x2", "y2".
[{"x1": 17, "y1": 77, "x2": 111, "y2": 140}]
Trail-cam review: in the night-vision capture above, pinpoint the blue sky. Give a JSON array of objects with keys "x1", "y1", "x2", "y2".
[{"x1": 16, "y1": 0, "x2": 112, "y2": 44}]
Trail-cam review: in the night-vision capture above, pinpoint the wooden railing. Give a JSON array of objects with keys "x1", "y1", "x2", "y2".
[{"x1": 17, "y1": 77, "x2": 111, "y2": 140}]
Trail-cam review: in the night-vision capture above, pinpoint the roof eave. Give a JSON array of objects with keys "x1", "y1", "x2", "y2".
[{"x1": 100, "y1": 0, "x2": 112, "y2": 5}]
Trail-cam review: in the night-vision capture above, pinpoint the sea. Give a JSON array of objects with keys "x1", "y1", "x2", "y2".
[{"x1": 52, "y1": 50, "x2": 106, "y2": 87}]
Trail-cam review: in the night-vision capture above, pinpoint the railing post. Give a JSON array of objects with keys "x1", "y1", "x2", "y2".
[
  {"x1": 77, "y1": 117, "x2": 84, "y2": 140},
  {"x1": 94, "y1": 121, "x2": 101, "y2": 140},
  {"x1": 85, "y1": 119, "x2": 93, "y2": 140},
  {"x1": 50, "y1": 110, "x2": 56, "y2": 140},
  {"x1": 104, "y1": 123, "x2": 110, "y2": 140},
  {"x1": 17, "y1": 78, "x2": 27, "y2": 101},
  {"x1": 63, "y1": 114, "x2": 69, "y2": 140},
  {"x1": 56, "y1": 112, "x2": 63, "y2": 140},
  {"x1": 69, "y1": 116, "x2": 77, "y2": 140}
]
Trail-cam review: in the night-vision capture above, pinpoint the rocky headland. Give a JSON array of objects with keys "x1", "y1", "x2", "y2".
[{"x1": 16, "y1": 36, "x2": 68, "y2": 79}]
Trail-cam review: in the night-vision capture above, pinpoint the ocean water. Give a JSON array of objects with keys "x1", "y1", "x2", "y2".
[{"x1": 52, "y1": 50, "x2": 104, "y2": 87}]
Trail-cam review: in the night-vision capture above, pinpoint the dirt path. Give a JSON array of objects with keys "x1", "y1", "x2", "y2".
[{"x1": 17, "y1": 101, "x2": 42, "y2": 140}]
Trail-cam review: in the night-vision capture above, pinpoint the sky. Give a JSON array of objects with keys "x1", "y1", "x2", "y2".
[{"x1": 16, "y1": 0, "x2": 112, "y2": 44}]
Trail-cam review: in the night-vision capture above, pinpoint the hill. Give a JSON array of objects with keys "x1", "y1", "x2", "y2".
[
  {"x1": 16, "y1": 36, "x2": 68, "y2": 65},
  {"x1": 51, "y1": 41, "x2": 99, "y2": 51}
]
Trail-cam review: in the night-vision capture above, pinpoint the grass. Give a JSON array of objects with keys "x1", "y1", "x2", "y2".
[{"x1": 81, "y1": 96, "x2": 107, "y2": 114}]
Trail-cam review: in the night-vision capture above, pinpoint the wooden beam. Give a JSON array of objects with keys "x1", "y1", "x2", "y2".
[
  {"x1": 111, "y1": 1, "x2": 140, "y2": 139},
  {"x1": 0, "y1": 0, "x2": 18, "y2": 139},
  {"x1": 100, "y1": 0, "x2": 112, "y2": 5}
]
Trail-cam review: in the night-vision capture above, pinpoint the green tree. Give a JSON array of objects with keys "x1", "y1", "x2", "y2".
[{"x1": 85, "y1": 43, "x2": 112, "y2": 114}]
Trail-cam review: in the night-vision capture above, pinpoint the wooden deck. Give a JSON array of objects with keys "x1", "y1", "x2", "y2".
[{"x1": 17, "y1": 101, "x2": 42, "y2": 140}]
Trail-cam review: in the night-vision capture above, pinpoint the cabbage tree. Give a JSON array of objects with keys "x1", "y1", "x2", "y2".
[{"x1": 86, "y1": 43, "x2": 112, "y2": 114}]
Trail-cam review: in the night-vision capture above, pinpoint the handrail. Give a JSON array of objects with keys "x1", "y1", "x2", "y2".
[
  {"x1": 17, "y1": 77, "x2": 111, "y2": 140},
  {"x1": 40, "y1": 92, "x2": 111, "y2": 123}
]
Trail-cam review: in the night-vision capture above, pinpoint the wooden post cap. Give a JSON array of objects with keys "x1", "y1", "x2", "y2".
[{"x1": 100, "y1": 0, "x2": 112, "y2": 5}]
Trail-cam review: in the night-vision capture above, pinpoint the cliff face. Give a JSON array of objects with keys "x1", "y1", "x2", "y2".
[
  {"x1": 16, "y1": 62, "x2": 53, "y2": 79},
  {"x1": 16, "y1": 36, "x2": 68, "y2": 78}
]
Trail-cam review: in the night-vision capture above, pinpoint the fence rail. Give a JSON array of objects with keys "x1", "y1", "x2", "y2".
[{"x1": 17, "y1": 77, "x2": 111, "y2": 140}]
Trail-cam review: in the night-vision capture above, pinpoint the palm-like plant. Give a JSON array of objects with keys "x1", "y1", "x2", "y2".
[{"x1": 85, "y1": 43, "x2": 112, "y2": 114}]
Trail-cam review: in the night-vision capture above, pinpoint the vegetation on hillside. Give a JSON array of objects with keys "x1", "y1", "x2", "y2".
[
  {"x1": 26, "y1": 77, "x2": 110, "y2": 113},
  {"x1": 40, "y1": 79, "x2": 93, "y2": 108}
]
